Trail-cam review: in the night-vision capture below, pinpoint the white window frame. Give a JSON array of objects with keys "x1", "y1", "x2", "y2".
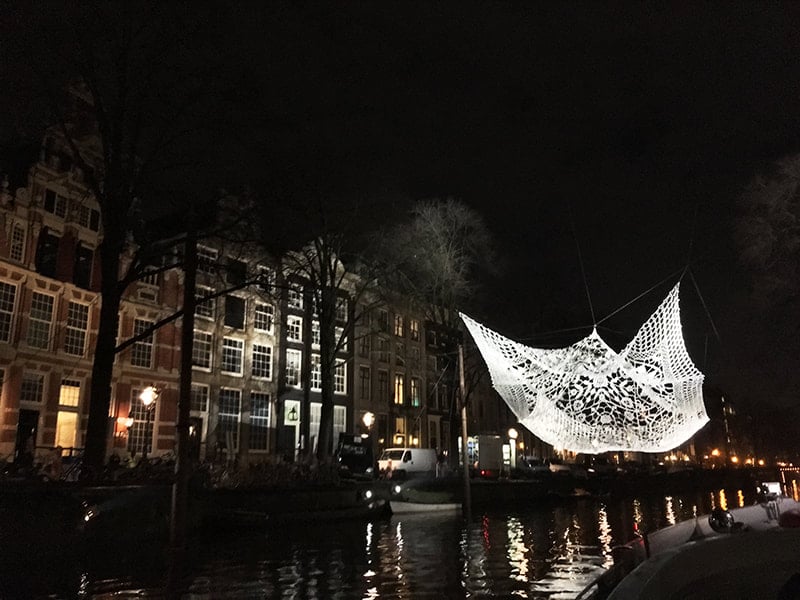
[
  {"x1": 192, "y1": 330, "x2": 213, "y2": 370},
  {"x1": 10, "y1": 222, "x2": 25, "y2": 262},
  {"x1": 197, "y1": 245, "x2": 219, "y2": 275},
  {"x1": 130, "y1": 318, "x2": 154, "y2": 368},
  {"x1": 334, "y1": 360, "x2": 347, "y2": 395},
  {"x1": 287, "y1": 284, "x2": 303, "y2": 310},
  {"x1": 285, "y1": 349, "x2": 302, "y2": 387},
  {"x1": 0, "y1": 280, "x2": 19, "y2": 343},
  {"x1": 254, "y1": 302, "x2": 274, "y2": 333},
  {"x1": 27, "y1": 291, "x2": 54, "y2": 349},
  {"x1": 287, "y1": 315, "x2": 303, "y2": 343},
  {"x1": 218, "y1": 387, "x2": 241, "y2": 451},
  {"x1": 251, "y1": 344, "x2": 272, "y2": 380},
  {"x1": 221, "y1": 337, "x2": 244, "y2": 376},
  {"x1": 249, "y1": 391, "x2": 271, "y2": 451},
  {"x1": 64, "y1": 301, "x2": 89, "y2": 356},
  {"x1": 195, "y1": 285, "x2": 216, "y2": 320},
  {"x1": 310, "y1": 354, "x2": 322, "y2": 391}
]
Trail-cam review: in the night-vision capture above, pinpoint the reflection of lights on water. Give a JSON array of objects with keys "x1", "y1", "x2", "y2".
[
  {"x1": 664, "y1": 496, "x2": 676, "y2": 526},
  {"x1": 709, "y1": 492, "x2": 716, "y2": 510},
  {"x1": 737, "y1": 490, "x2": 745, "y2": 508},
  {"x1": 632, "y1": 499, "x2": 643, "y2": 526},
  {"x1": 365, "y1": 522, "x2": 373, "y2": 553},
  {"x1": 506, "y1": 517, "x2": 529, "y2": 582},
  {"x1": 719, "y1": 489, "x2": 728, "y2": 511},
  {"x1": 363, "y1": 586, "x2": 380, "y2": 599},
  {"x1": 395, "y1": 522, "x2": 403, "y2": 551},
  {"x1": 483, "y1": 515, "x2": 491, "y2": 549},
  {"x1": 597, "y1": 505, "x2": 613, "y2": 567}
]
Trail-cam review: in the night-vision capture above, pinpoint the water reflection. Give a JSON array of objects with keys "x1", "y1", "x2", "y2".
[{"x1": 0, "y1": 487, "x2": 762, "y2": 599}]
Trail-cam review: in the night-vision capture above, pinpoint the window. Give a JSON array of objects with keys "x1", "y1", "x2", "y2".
[
  {"x1": 410, "y1": 377, "x2": 421, "y2": 407},
  {"x1": 358, "y1": 334, "x2": 370, "y2": 359},
  {"x1": 335, "y1": 298, "x2": 348, "y2": 322},
  {"x1": 55, "y1": 379, "x2": 81, "y2": 450},
  {"x1": 378, "y1": 337, "x2": 390, "y2": 363},
  {"x1": 254, "y1": 303, "x2": 274, "y2": 333},
  {"x1": 410, "y1": 319, "x2": 420, "y2": 341},
  {"x1": 252, "y1": 344, "x2": 272, "y2": 379},
  {"x1": 197, "y1": 246, "x2": 218, "y2": 275},
  {"x1": 73, "y1": 243, "x2": 93, "y2": 288},
  {"x1": 410, "y1": 346, "x2": 420, "y2": 366},
  {"x1": 10, "y1": 223, "x2": 25, "y2": 262},
  {"x1": 221, "y1": 337, "x2": 244, "y2": 375},
  {"x1": 257, "y1": 266, "x2": 275, "y2": 293},
  {"x1": 64, "y1": 301, "x2": 89, "y2": 356},
  {"x1": 27, "y1": 292, "x2": 54, "y2": 349},
  {"x1": 336, "y1": 326, "x2": 347, "y2": 351},
  {"x1": 20, "y1": 372, "x2": 44, "y2": 403},
  {"x1": 311, "y1": 320, "x2": 320, "y2": 347},
  {"x1": 310, "y1": 354, "x2": 322, "y2": 391},
  {"x1": 218, "y1": 388, "x2": 241, "y2": 450},
  {"x1": 378, "y1": 370, "x2": 389, "y2": 404},
  {"x1": 250, "y1": 392, "x2": 270, "y2": 451},
  {"x1": 359, "y1": 367, "x2": 371, "y2": 401},
  {"x1": 224, "y1": 296, "x2": 245, "y2": 329},
  {"x1": 310, "y1": 402, "x2": 321, "y2": 446},
  {"x1": 35, "y1": 229, "x2": 59, "y2": 278},
  {"x1": 285, "y1": 349, "x2": 302, "y2": 387},
  {"x1": 377, "y1": 309, "x2": 389, "y2": 332},
  {"x1": 396, "y1": 342, "x2": 405, "y2": 367},
  {"x1": 195, "y1": 286, "x2": 215, "y2": 320},
  {"x1": 44, "y1": 189, "x2": 68, "y2": 218},
  {"x1": 127, "y1": 387, "x2": 154, "y2": 456},
  {"x1": 192, "y1": 330, "x2": 212, "y2": 369},
  {"x1": 130, "y1": 318, "x2": 154, "y2": 367},
  {"x1": 394, "y1": 374, "x2": 404, "y2": 405},
  {"x1": 190, "y1": 384, "x2": 209, "y2": 412},
  {"x1": 333, "y1": 405, "x2": 347, "y2": 450},
  {"x1": 140, "y1": 268, "x2": 159, "y2": 286},
  {"x1": 394, "y1": 314, "x2": 404, "y2": 337},
  {"x1": 334, "y1": 360, "x2": 346, "y2": 394},
  {"x1": 287, "y1": 285, "x2": 303, "y2": 310},
  {"x1": 226, "y1": 258, "x2": 247, "y2": 286},
  {"x1": 76, "y1": 204, "x2": 100, "y2": 231},
  {"x1": 287, "y1": 316, "x2": 303, "y2": 342},
  {"x1": 0, "y1": 281, "x2": 16, "y2": 343}
]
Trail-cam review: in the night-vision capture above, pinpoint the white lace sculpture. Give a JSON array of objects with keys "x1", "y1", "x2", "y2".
[{"x1": 461, "y1": 284, "x2": 708, "y2": 453}]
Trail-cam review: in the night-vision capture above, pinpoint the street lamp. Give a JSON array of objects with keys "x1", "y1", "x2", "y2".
[
  {"x1": 362, "y1": 411, "x2": 375, "y2": 437},
  {"x1": 139, "y1": 385, "x2": 159, "y2": 461},
  {"x1": 508, "y1": 428, "x2": 518, "y2": 469}
]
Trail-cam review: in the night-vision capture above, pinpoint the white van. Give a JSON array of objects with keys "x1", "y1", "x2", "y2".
[{"x1": 378, "y1": 448, "x2": 439, "y2": 478}]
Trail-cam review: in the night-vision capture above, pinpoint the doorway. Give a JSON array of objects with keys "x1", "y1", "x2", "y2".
[{"x1": 15, "y1": 409, "x2": 39, "y2": 464}]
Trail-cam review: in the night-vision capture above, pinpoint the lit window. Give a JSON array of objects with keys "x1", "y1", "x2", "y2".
[
  {"x1": 127, "y1": 387, "x2": 154, "y2": 456},
  {"x1": 130, "y1": 318, "x2": 154, "y2": 367},
  {"x1": 250, "y1": 392, "x2": 270, "y2": 451},
  {"x1": 394, "y1": 374, "x2": 404, "y2": 405},
  {"x1": 27, "y1": 292, "x2": 54, "y2": 349},
  {"x1": 409, "y1": 319, "x2": 420, "y2": 341},
  {"x1": 252, "y1": 344, "x2": 272, "y2": 379},
  {"x1": 64, "y1": 301, "x2": 89, "y2": 356},
  {"x1": 218, "y1": 388, "x2": 241, "y2": 449},
  {"x1": 254, "y1": 303, "x2": 274, "y2": 332},
  {"x1": 285, "y1": 349, "x2": 302, "y2": 387},
  {"x1": 394, "y1": 314, "x2": 404, "y2": 337},
  {"x1": 192, "y1": 330, "x2": 212, "y2": 369},
  {"x1": 410, "y1": 377, "x2": 420, "y2": 407},
  {"x1": 221, "y1": 337, "x2": 244, "y2": 375},
  {"x1": 287, "y1": 316, "x2": 303, "y2": 342}
]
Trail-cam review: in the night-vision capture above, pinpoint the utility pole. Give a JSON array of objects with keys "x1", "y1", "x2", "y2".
[{"x1": 459, "y1": 344, "x2": 471, "y2": 519}]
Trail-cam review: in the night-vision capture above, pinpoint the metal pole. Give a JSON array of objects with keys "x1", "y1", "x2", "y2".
[{"x1": 459, "y1": 344, "x2": 471, "y2": 519}]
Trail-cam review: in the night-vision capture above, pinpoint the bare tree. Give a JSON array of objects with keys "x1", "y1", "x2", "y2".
[{"x1": 1, "y1": 5, "x2": 240, "y2": 473}]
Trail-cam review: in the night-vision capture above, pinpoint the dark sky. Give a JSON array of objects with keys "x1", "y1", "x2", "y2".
[
  {"x1": 3, "y1": 3, "x2": 799, "y2": 413},
  {"x1": 224, "y1": 4, "x2": 800, "y2": 410}
]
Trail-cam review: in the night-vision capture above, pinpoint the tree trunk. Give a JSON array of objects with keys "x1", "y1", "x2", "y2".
[{"x1": 83, "y1": 240, "x2": 124, "y2": 474}]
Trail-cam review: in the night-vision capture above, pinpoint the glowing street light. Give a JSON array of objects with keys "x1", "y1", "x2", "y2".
[{"x1": 139, "y1": 385, "x2": 160, "y2": 461}]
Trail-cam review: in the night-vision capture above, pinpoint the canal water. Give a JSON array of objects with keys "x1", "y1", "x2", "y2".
[{"x1": 4, "y1": 486, "x2": 760, "y2": 599}]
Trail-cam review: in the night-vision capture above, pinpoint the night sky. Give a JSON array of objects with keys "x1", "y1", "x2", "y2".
[
  {"x1": 3, "y1": 4, "x2": 800, "y2": 416},
  {"x1": 224, "y1": 4, "x2": 800, "y2": 413}
]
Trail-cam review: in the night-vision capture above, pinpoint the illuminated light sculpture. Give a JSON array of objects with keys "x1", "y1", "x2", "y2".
[{"x1": 461, "y1": 284, "x2": 708, "y2": 453}]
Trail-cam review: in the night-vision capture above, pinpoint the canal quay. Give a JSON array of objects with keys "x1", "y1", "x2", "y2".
[{"x1": 0, "y1": 466, "x2": 787, "y2": 599}]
